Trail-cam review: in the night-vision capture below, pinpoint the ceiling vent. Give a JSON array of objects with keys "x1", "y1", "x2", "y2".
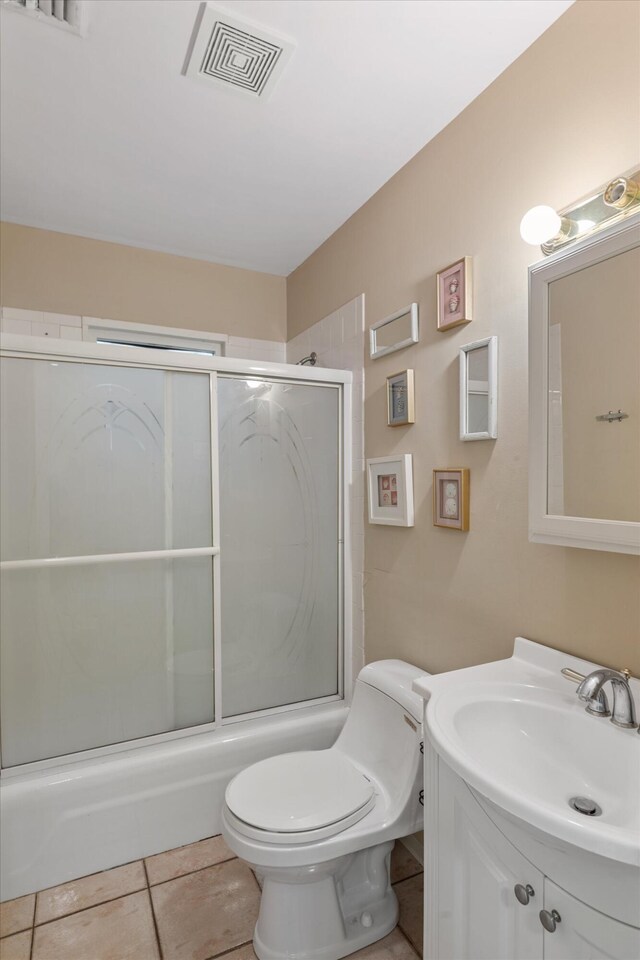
[
  {"x1": 1, "y1": 0, "x2": 86, "y2": 34},
  {"x1": 184, "y1": 3, "x2": 295, "y2": 101}
]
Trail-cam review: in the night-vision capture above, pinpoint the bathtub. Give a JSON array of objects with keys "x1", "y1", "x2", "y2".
[{"x1": 0, "y1": 702, "x2": 348, "y2": 900}]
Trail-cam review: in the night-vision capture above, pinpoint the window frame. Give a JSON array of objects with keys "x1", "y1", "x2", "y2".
[{"x1": 82, "y1": 316, "x2": 228, "y2": 357}]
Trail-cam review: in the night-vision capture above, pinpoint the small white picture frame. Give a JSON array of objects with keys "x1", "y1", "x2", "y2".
[
  {"x1": 369, "y1": 304, "x2": 419, "y2": 360},
  {"x1": 459, "y1": 336, "x2": 498, "y2": 441},
  {"x1": 366, "y1": 454, "x2": 414, "y2": 526}
]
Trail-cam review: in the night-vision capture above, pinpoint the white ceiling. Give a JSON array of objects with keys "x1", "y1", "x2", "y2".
[{"x1": 0, "y1": 0, "x2": 573, "y2": 276}]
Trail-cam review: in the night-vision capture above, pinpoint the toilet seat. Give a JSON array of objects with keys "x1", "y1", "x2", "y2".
[{"x1": 224, "y1": 750, "x2": 376, "y2": 845}]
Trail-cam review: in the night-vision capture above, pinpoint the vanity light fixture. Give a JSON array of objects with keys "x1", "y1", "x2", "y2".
[{"x1": 520, "y1": 167, "x2": 640, "y2": 255}]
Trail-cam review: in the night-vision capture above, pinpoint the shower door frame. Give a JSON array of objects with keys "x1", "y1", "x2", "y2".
[{"x1": 0, "y1": 334, "x2": 352, "y2": 777}]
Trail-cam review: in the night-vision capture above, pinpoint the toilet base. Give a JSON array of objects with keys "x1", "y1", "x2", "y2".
[{"x1": 250, "y1": 840, "x2": 398, "y2": 960}]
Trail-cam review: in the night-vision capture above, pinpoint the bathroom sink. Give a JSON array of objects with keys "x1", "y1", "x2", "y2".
[{"x1": 413, "y1": 638, "x2": 640, "y2": 867}]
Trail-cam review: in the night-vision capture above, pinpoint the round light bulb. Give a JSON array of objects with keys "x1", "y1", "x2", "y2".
[{"x1": 519, "y1": 205, "x2": 562, "y2": 245}]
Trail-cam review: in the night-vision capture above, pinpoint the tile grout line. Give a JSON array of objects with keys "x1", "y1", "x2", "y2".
[
  {"x1": 205, "y1": 937, "x2": 254, "y2": 960},
  {"x1": 395, "y1": 926, "x2": 422, "y2": 959},
  {"x1": 147, "y1": 855, "x2": 238, "y2": 889},
  {"x1": 29, "y1": 892, "x2": 36, "y2": 960},
  {"x1": 391, "y1": 867, "x2": 423, "y2": 886},
  {"x1": 0, "y1": 923, "x2": 35, "y2": 941},
  {"x1": 249, "y1": 869, "x2": 262, "y2": 894},
  {"x1": 28, "y1": 885, "x2": 148, "y2": 930},
  {"x1": 143, "y1": 860, "x2": 164, "y2": 960}
]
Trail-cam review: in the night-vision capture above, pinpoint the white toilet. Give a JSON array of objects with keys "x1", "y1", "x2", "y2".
[{"x1": 221, "y1": 660, "x2": 428, "y2": 960}]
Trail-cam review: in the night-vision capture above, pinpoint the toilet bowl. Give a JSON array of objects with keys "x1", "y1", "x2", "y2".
[{"x1": 221, "y1": 660, "x2": 428, "y2": 960}]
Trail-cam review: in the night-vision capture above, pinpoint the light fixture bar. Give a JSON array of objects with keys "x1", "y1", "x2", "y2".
[{"x1": 520, "y1": 166, "x2": 640, "y2": 255}]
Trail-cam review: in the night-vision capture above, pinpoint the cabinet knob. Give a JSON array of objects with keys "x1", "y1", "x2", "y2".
[
  {"x1": 514, "y1": 883, "x2": 535, "y2": 905},
  {"x1": 539, "y1": 909, "x2": 561, "y2": 933}
]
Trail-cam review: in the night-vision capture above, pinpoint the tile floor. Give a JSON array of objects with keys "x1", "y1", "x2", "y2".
[{"x1": 0, "y1": 836, "x2": 423, "y2": 960}]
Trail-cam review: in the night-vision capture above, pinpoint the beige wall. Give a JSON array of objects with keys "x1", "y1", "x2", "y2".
[
  {"x1": 0, "y1": 223, "x2": 286, "y2": 341},
  {"x1": 287, "y1": 0, "x2": 640, "y2": 675}
]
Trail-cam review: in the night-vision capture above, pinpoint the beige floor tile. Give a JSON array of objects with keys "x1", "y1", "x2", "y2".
[
  {"x1": 390, "y1": 843, "x2": 423, "y2": 885},
  {"x1": 32, "y1": 890, "x2": 159, "y2": 960},
  {"x1": 0, "y1": 929, "x2": 32, "y2": 960},
  {"x1": 396, "y1": 874, "x2": 424, "y2": 957},
  {"x1": 352, "y1": 928, "x2": 421, "y2": 959},
  {"x1": 35, "y1": 860, "x2": 147, "y2": 924},
  {"x1": 0, "y1": 895, "x2": 35, "y2": 938},
  {"x1": 145, "y1": 835, "x2": 235, "y2": 885},
  {"x1": 151, "y1": 858, "x2": 260, "y2": 960}
]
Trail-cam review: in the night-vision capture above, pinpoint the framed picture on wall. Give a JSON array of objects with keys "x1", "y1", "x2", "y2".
[
  {"x1": 386, "y1": 369, "x2": 415, "y2": 426},
  {"x1": 433, "y1": 468, "x2": 470, "y2": 530},
  {"x1": 367, "y1": 454, "x2": 414, "y2": 526},
  {"x1": 437, "y1": 257, "x2": 473, "y2": 331}
]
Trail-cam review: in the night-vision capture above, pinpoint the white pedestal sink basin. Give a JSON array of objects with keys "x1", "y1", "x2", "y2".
[
  {"x1": 414, "y1": 637, "x2": 640, "y2": 867},
  {"x1": 426, "y1": 676, "x2": 640, "y2": 865}
]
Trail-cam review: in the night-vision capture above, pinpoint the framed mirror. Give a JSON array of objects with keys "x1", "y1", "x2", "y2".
[
  {"x1": 459, "y1": 336, "x2": 497, "y2": 440},
  {"x1": 529, "y1": 213, "x2": 640, "y2": 554},
  {"x1": 369, "y1": 303, "x2": 419, "y2": 360}
]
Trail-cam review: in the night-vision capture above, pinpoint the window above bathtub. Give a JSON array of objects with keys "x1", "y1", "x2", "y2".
[{"x1": 83, "y1": 317, "x2": 227, "y2": 357}]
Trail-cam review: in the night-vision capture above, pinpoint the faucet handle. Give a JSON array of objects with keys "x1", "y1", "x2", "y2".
[{"x1": 584, "y1": 689, "x2": 611, "y2": 717}]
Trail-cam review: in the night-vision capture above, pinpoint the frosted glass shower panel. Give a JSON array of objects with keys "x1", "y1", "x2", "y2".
[
  {"x1": 0, "y1": 557, "x2": 215, "y2": 766},
  {"x1": 218, "y1": 377, "x2": 340, "y2": 717},
  {"x1": 0, "y1": 358, "x2": 212, "y2": 560}
]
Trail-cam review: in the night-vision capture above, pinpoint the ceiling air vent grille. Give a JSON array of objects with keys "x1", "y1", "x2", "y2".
[
  {"x1": 185, "y1": 4, "x2": 295, "y2": 101},
  {"x1": 2, "y1": 0, "x2": 86, "y2": 34}
]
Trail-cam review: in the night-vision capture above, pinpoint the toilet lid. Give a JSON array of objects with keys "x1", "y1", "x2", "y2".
[{"x1": 225, "y1": 750, "x2": 375, "y2": 834}]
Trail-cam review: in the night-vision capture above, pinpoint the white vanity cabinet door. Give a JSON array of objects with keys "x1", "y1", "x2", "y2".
[
  {"x1": 437, "y1": 763, "x2": 544, "y2": 960},
  {"x1": 542, "y1": 880, "x2": 640, "y2": 960}
]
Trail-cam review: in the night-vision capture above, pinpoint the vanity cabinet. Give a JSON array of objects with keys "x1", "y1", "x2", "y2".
[
  {"x1": 428, "y1": 760, "x2": 640, "y2": 960},
  {"x1": 436, "y1": 761, "x2": 543, "y2": 959},
  {"x1": 541, "y1": 881, "x2": 640, "y2": 960}
]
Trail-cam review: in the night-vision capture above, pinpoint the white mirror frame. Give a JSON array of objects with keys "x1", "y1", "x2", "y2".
[
  {"x1": 369, "y1": 303, "x2": 419, "y2": 360},
  {"x1": 529, "y1": 213, "x2": 640, "y2": 555},
  {"x1": 459, "y1": 336, "x2": 498, "y2": 440}
]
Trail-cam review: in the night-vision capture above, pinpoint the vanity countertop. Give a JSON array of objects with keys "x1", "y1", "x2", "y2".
[{"x1": 413, "y1": 637, "x2": 640, "y2": 866}]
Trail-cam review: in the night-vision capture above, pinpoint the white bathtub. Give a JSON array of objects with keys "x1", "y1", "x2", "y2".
[{"x1": 0, "y1": 702, "x2": 348, "y2": 900}]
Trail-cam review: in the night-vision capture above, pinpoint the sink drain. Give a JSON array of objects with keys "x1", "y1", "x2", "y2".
[{"x1": 569, "y1": 796, "x2": 602, "y2": 817}]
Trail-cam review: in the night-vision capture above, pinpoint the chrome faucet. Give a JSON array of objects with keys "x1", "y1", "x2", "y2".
[{"x1": 576, "y1": 669, "x2": 638, "y2": 730}]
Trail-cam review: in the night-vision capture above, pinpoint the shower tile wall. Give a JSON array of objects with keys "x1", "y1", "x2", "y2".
[
  {"x1": 0, "y1": 308, "x2": 285, "y2": 364},
  {"x1": 286, "y1": 294, "x2": 366, "y2": 684}
]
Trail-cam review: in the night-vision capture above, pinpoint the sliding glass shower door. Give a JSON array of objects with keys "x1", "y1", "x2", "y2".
[
  {"x1": 0, "y1": 350, "x2": 344, "y2": 770},
  {"x1": 0, "y1": 357, "x2": 216, "y2": 767},
  {"x1": 218, "y1": 376, "x2": 341, "y2": 718}
]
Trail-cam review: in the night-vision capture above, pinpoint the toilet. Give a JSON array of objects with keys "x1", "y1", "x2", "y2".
[{"x1": 221, "y1": 660, "x2": 428, "y2": 960}]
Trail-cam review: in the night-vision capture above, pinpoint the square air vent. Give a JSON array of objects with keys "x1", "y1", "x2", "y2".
[
  {"x1": 184, "y1": 3, "x2": 295, "y2": 101},
  {"x1": 1, "y1": 0, "x2": 87, "y2": 35}
]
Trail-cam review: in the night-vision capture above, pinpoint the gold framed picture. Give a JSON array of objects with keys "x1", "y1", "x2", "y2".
[
  {"x1": 386, "y1": 369, "x2": 415, "y2": 426},
  {"x1": 433, "y1": 468, "x2": 470, "y2": 530}
]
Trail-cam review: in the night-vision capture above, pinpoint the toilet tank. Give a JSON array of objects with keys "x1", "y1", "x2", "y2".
[{"x1": 335, "y1": 660, "x2": 428, "y2": 825}]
